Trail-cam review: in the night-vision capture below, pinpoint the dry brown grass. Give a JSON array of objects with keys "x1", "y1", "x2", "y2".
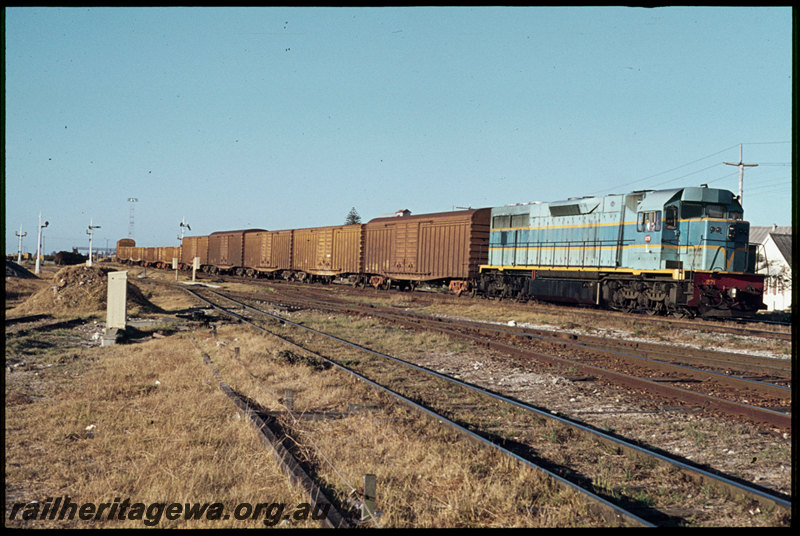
[
  {"x1": 205, "y1": 324, "x2": 609, "y2": 527},
  {"x1": 5, "y1": 329, "x2": 317, "y2": 528}
]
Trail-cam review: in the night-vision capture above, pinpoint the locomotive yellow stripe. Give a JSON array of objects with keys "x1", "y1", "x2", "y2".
[
  {"x1": 480, "y1": 265, "x2": 754, "y2": 277},
  {"x1": 480, "y1": 265, "x2": 682, "y2": 276},
  {"x1": 492, "y1": 217, "x2": 735, "y2": 232},
  {"x1": 488, "y1": 243, "x2": 728, "y2": 252},
  {"x1": 493, "y1": 221, "x2": 634, "y2": 231}
]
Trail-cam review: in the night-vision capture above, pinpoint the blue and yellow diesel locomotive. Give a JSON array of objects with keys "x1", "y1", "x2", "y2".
[{"x1": 478, "y1": 185, "x2": 765, "y2": 317}]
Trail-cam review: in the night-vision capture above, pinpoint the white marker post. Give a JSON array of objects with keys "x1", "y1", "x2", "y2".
[{"x1": 35, "y1": 213, "x2": 49, "y2": 275}]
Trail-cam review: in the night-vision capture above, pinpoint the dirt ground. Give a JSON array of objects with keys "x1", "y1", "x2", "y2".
[{"x1": 4, "y1": 264, "x2": 793, "y2": 527}]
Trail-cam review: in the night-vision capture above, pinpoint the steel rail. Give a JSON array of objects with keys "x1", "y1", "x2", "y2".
[
  {"x1": 244, "y1": 287, "x2": 792, "y2": 428},
  {"x1": 383, "y1": 309, "x2": 793, "y2": 397},
  {"x1": 197, "y1": 347, "x2": 351, "y2": 528},
  {"x1": 186, "y1": 286, "x2": 791, "y2": 522},
  {"x1": 183, "y1": 286, "x2": 654, "y2": 527},
  {"x1": 251, "y1": 281, "x2": 791, "y2": 375},
  {"x1": 302, "y1": 292, "x2": 792, "y2": 392}
]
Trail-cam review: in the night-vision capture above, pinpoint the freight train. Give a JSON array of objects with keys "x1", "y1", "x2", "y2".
[{"x1": 116, "y1": 185, "x2": 765, "y2": 318}]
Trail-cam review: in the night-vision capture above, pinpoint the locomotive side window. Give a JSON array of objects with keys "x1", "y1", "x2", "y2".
[
  {"x1": 493, "y1": 215, "x2": 510, "y2": 229},
  {"x1": 637, "y1": 211, "x2": 661, "y2": 232},
  {"x1": 681, "y1": 203, "x2": 703, "y2": 219},
  {"x1": 510, "y1": 214, "x2": 528, "y2": 228},
  {"x1": 665, "y1": 206, "x2": 677, "y2": 229}
]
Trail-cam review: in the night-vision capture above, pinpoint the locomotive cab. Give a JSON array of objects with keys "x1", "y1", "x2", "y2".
[
  {"x1": 637, "y1": 186, "x2": 752, "y2": 273},
  {"x1": 630, "y1": 186, "x2": 764, "y2": 316}
]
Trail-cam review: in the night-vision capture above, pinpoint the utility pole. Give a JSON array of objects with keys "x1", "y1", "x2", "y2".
[
  {"x1": 724, "y1": 144, "x2": 758, "y2": 206},
  {"x1": 15, "y1": 225, "x2": 27, "y2": 263},
  {"x1": 35, "y1": 213, "x2": 49, "y2": 275},
  {"x1": 87, "y1": 219, "x2": 101, "y2": 267}
]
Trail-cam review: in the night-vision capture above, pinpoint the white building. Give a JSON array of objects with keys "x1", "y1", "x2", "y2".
[{"x1": 750, "y1": 225, "x2": 792, "y2": 312}]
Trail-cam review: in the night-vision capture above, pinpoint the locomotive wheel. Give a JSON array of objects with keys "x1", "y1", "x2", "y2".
[
  {"x1": 645, "y1": 299, "x2": 666, "y2": 316},
  {"x1": 671, "y1": 306, "x2": 694, "y2": 319}
]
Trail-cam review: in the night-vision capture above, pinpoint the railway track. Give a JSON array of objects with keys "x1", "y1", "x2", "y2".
[
  {"x1": 314, "y1": 280, "x2": 791, "y2": 342},
  {"x1": 214, "y1": 281, "x2": 791, "y2": 431},
  {"x1": 180, "y1": 284, "x2": 791, "y2": 527},
  {"x1": 180, "y1": 267, "x2": 791, "y2": 342}
]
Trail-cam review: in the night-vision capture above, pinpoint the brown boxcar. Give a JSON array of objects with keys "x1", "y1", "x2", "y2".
[
  {"x1": 180, "y1": 235, "x2": 209, "y2": 269},
  {"x1": 157, "y1": 246, "x2": 182, "y2": 268},
  {"x1": 208, "y1": 229, "x2": 265, "y2": 273},
  {"x1": 116, "y1": 239, "x2": 135, "y2": 262},
  {"x1": 130, "y1": 247, "x2": 144, "y2": 263},
  {"x1": 363, "y1": 209, "x2": 491, "y2": 288},
  {"x1": 291, "y1": 225, "x2": 363, "y2": 279},
  {"x1": 143, "y1": 246, "x2": 158, "y2": 265},
  {"x1": 243, "y1": 230, "x2": 293, "y2": 277}
]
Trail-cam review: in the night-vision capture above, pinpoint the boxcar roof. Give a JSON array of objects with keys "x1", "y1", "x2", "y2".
[
  {"x1": 367, "y1": 208, "x2": 490, "y2": 225},
  {"x1": 209, "y1": 229, "x2": 267, "y2": 236}
]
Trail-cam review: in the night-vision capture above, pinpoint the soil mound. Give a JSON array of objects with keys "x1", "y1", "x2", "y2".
[
  {"x1": 5, "y1": 261, "x2": 38, "y2": 279},
  {"x1": 14, "y1": 265, "x2": 163, "y2": 317}
]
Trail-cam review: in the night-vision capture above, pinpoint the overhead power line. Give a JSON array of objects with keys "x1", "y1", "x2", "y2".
[
  {"x1": 589, "y1": 144, "x2": 740, "y2": 195},
  {"x1": 590, "y1": 141, "x2": 789, "y2": 197}
]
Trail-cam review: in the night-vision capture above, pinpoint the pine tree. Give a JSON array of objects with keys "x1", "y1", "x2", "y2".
[{"x1": 345, "y1": 207, "x2": 362, "y2": 225}]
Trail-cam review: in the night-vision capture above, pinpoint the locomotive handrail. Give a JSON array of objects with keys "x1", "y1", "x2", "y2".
[{"x1": 707, "y1": 244, "x2": 726, "y2": 272}]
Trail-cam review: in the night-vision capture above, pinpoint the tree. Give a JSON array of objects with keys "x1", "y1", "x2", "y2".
[{"x1": 345, "y1": 207, "x2": 362, "y2": 225}]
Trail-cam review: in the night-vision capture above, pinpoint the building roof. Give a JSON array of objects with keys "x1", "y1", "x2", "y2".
[
  {"x1": 769, "y1": 233, "x2": 792, "y2": 267},
  {"x1": 749, "y1": 225, "x2": 792, "y2": 245}
]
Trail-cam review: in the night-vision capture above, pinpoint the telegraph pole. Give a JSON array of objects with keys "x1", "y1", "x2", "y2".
[
  {"x1": 723, "y1": 144, "x2": 758, "y2": 206},
  {"x1": 87, "y1": 219, "x2": 101, "y2": 267},
  {"x1": 15, "y1": 225, "x2": 27, "y2": 263},
  {"x1": 35, "y1": 213, "x2": 49, "y2": 275}
]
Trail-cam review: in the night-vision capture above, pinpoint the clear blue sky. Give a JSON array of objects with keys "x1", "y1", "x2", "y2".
[{"x1": 5, "y1": 6, "x2": 793, "y2": 255}]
